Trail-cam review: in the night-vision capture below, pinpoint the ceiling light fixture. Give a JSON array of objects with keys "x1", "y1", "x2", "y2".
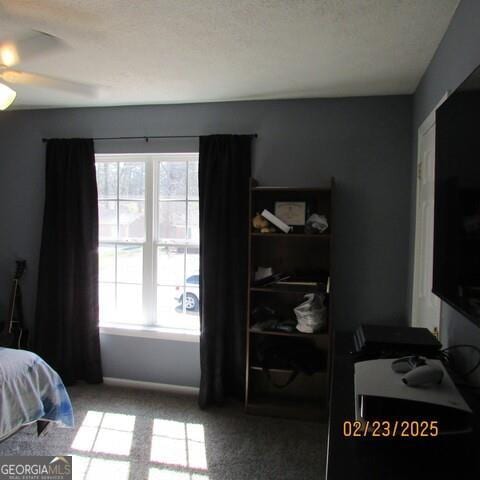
[
  {"x1": 0, "y1": 82, "x2": 16, "y2": 110},
  {"x1": 0, "y1": 43, "x2": 19, "y2": 67}
]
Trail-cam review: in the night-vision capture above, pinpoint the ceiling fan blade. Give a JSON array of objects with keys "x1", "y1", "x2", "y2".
[
  {"x1": 0, "y1": 69, "x2": 98, "y2": 97},
  {"x1": 0, "y1": 0, "x2": 104, "y2": 34},
  {"x1": 0, "y1": 30, "x2": 65, "y2": 67}
]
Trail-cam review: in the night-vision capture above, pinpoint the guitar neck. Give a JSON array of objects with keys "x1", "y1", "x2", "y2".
[{"x1": 6, "y1": 279, "x2": 19, "y2": 334}]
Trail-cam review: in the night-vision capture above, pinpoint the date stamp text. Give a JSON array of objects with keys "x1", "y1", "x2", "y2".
[{"x1": 342, "y1": 420, "x2": 439, "y2": 438}]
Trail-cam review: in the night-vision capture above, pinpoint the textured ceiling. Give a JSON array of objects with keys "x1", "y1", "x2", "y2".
[{"x1": 0, "y1": 0, "x2": 459, "y2": 109}]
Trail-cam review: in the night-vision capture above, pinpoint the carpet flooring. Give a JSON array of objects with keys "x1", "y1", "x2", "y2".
[{"x1": 0, "y1": 384, "x2": 327, "y2": 480}]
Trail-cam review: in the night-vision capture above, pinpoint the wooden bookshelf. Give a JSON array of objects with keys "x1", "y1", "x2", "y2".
[{"x1": 244, "y1": 178, "x2": 334, "y2": 421}]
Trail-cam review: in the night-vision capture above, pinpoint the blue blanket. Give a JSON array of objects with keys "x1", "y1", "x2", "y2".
[{"x1": 0, "y1": 347, "x2": 74, "y2": 440}]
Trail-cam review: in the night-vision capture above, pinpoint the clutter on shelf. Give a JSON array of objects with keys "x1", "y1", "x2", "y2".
[
  {"x1": 260, "y1": 209, "x2": 292, "y2": 233},
  {"x1": 252, "y1": 212, "x2": 277, "y2": 233},
  {"x1": 304, "y1": 213, "x2": 328, "y2": 234},
  {"x1": 294, "y1": 293, "x2": 327, "y2": 333}
]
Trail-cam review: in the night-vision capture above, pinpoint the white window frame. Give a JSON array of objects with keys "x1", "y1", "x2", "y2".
[{"x1": 96, "y1": 152, "x2": 200, "y2": 342}]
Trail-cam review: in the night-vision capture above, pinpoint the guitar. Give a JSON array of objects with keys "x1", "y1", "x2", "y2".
[{"x1": 0, "y1": 260, "x2": 29, "y2": 349}]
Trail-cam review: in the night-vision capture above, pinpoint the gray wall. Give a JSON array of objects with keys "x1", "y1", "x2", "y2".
[
  {"x1": 0, "y1": 96, "x2": 412, "y2": 386},
  {"x1": 412, "y1": 0, "x2": 480, "y2": 383}
]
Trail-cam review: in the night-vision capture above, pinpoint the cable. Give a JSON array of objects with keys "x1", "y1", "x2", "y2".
[
  {"x1": 441, "y1": 344, "x2": 480, "y2": 378},
  {"x1": 454, "y1": 381, "x2": 480, "y2": 390}
]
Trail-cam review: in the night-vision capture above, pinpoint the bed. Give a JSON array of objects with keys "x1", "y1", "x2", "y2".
[{"x1": 0, "y1": 347, "x2": 74, "y2": 442}]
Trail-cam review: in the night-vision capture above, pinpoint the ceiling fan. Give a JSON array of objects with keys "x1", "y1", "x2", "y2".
[{"x1": 0, "y1": 30, "x2": 98, "y2": 110}]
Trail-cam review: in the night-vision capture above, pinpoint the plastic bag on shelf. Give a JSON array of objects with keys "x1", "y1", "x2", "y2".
[
  {"x1": 294, "y1": 293, "x2": 327, "y2": 333},
  {"x1": 305, "y1": 214, "x2": 328, "y2": 234}
]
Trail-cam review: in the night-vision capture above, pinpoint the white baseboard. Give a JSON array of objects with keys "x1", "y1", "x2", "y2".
[{"x1": 103, "y1": 377, "x2": 199, "y2": 395}]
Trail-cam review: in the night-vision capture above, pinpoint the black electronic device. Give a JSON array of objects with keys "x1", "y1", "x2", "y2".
[
  {"x1": 352, "y1": 324, "x2": 442, "y2": 361},
  {"x1": 434, "y1": 62, "x2": 480, "y2": 326}
]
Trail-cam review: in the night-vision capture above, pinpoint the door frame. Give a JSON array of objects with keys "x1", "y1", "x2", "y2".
[{"x1": 411, "y1": 93, "x2": 449, "y2": 328}]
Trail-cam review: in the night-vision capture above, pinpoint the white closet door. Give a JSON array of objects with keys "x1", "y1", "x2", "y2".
[{"x1": 412, "y1": 117, "x2": 440, "y2": 333}]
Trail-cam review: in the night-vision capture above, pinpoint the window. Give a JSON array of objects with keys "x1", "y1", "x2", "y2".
[{"x1": 96, "y1": 153, "x2": 199, "y2": 332}]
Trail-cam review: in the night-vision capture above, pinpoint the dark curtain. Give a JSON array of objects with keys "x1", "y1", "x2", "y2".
[
  {"x1": 34, "y1": 139, "x2": 103, "y2": 385},
  {"x1": 198, "y1": 134, "x2": 252, "y2": 408}
]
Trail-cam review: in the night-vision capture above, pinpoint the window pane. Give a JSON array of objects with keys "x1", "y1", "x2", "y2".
[
  {"x1": 187, "y1": 202, "x2": 199, "y2": 242},
  {"x1": 158, "y1": 161, "x2": 186, "y2": 200},
  {"x1": 185, "y1": 248, "x2": 199, "y2": 282},
  {"x1": 157, "y1": 245, "x2": 185, "y2": 286},
  {"x1": 99, "y1": 283, "x2": 116, "y2": 323},
  {"x1": 96, "y1": 162, "x2": 117, "y2": 199},
  {"x1": 183, "y1": 287, "x2": 200, "y2": 316},
  {"x1": 188, "y1": 160, "x2": 198, "y2": 200},
  {"x1": 157, "y1": 286, "x2": 199, "y2": 330},
  {"x1": 99, "y1": 201, "x2": 117, "y2": 241},
  {"x1": 119, "y1": 201, "x2": 145, "y2": 241},
  {"x1": 117, "y1": 245, "x2": 143, "y2": 284},
  {"x1": 96, "y1": 155, "x2": 199, "y2": 329},
  {"x1": 158, "y1": 201, "x2": 186, "y2": 241},
  {"x1": 99, "y1": 245, "x2": 116, "y2": 282},
  {"x1": 119, "y1": 162, "x2": 145, "y2": 200},
  {"x1": 117, "y1": 284, "x2": 143, "y2": 324}
]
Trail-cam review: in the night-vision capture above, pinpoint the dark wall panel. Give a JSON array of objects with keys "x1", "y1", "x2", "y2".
[{"x1": 0, "y1": 96, "x2": 412, "y2": 384}]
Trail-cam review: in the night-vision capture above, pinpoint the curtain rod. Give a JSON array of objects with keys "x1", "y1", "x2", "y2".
[{"x1": 41, "y1": 134, "x2": 258, "y2": 143}]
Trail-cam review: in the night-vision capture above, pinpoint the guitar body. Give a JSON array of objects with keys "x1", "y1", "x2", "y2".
[
  {"x1": 0, "y1": 327, "x2": 29, "y2": 350},
  {"x1": 0, "y1": 261, "x2": 29, "y2": 350}
]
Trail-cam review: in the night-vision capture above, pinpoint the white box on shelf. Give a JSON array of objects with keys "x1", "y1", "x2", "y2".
[{"x1": 261, "y1": 209, "x2": 292, "y2": 233}]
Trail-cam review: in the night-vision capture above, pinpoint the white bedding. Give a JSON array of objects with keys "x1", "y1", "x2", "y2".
[{"x1": 0, "y1": 347, "x2": 74, "y2": 441}]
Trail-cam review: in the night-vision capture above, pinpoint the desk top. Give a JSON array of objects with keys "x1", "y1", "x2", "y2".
[{"x1": 326, "y1": 333, "x2": 480, "y2": 480}]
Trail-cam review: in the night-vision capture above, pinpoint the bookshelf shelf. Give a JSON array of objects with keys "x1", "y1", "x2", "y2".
[
  {"x1": 251, "y1": 232, "x2": 330, "y2": 238},
  {"x1": 250, "y1": 285, "x2": 323, "y2": 294},
  {"x1": 250, "y1": 365, "x2": 293, "y2": 373},
  {"x1": 251, "y1": 186, "x2": 331, "y2": 193},
  {"x1": 249, "y1": 328, "x2": 327, "y2": 339},
  {"x1": 246, "y1": 396, "x2": 328, "y2": 421}
]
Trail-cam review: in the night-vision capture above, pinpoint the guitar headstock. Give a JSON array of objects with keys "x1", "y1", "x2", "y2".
[{"x1": 15, "y1": 260, "x2": 26, "y2": 280}]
